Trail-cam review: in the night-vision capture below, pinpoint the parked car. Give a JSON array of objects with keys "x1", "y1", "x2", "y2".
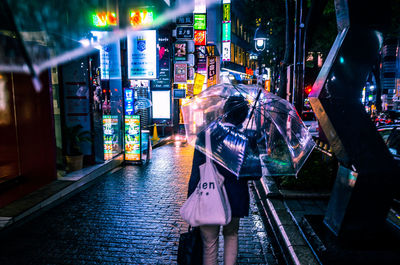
[
  {"x1": 375, "y1": 110, "x2": 400, "y2": 126},
  {"x1": 377, "y1": 125, "x2": 400, "y2": 162},
  {"x1": 301, "y1": 111, "x2": 319, "y2": 137}
]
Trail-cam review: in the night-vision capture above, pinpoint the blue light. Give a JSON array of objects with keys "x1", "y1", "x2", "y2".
[{"x1": 339, "y1": 57, "x2": 344, "y2": 64}]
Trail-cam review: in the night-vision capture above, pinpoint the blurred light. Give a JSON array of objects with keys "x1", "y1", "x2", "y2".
[
  {"x1": 79, "y1": 39, "x2": 90, "y2": 47},
  {"x1": 339, "y1": 57, "x2": 344, "y2": 64}
]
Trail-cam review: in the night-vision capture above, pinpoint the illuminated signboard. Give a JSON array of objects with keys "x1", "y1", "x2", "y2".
[
  {"x1": 223, "y1": 4, "x2": 230, "y2": 21},
  {"x1": 152, "y1": 91, "x2": 171, "y2": 119},
  {"x1": 124, "y1": 88, "x2": 134, "y2": 115},
  {"x1": 222, "y1": 22, "x2": 231, "y2": 42},
  {"x1": 194, "y1": 30, "x2": 206, "y2": 46},
  {"x1": 222, "y1": 42, "x2": 231, "y2": 61},
  {"x1": 125, "y1": 115, "x2": 141, "y2": 161},
  {"x1": 127, "y1": 30, "x2": 157, "y2": 79},
  {"x1": 129, "y1": 10, "x2": 154, "y2": 27},
  {"x1": 194, "y1": 0, "x2": 206, "y2": 13},
  {"x1": 92, "y1": 12, "x2": 117, "y2": 27},
  {"x1": 177, "y1": 26, "x2": 194, "y2": 39},
  {"x1": 222, "y1": 1, "x2": 231, "y2": 62},
  {"x1": 103, "y1": 115, "x2": 119, "y2": 160},
  {"x1": 194, "y1": 14, "x2": 206, "y2": 30}
]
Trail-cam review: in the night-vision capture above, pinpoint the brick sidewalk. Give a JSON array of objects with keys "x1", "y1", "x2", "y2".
[{"x1": 0, "y1": 143, "x2": 277, "y2": 264}]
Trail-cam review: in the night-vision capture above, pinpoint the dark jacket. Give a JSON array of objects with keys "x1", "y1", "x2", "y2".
[{"x1": 187, "y1": 128, "x2": 251, "y2": 218}]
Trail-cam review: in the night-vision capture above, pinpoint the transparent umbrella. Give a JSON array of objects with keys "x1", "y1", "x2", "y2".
[{"x1": 181, "y1": 83, "x2": 316, "y2": 177}]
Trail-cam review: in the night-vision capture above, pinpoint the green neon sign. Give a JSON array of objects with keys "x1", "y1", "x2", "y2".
[
  {"x1": 194, "y1": 14, "x2": 206, "y2": 30},
  {"x1": 222, "y1": 22, "x2": 231, "y2": 42}
]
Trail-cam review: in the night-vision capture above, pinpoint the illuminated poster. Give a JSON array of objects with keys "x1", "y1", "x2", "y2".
[
  {"x1": 174, "y1": 63, "x2": 187, "y2": 83},
  {"x1": 152, "y1": 91, "x2": 171, "y2": 119},
  {"x1": 127, "y1": 30, "x2": 157, "y2": 79},
  {"x1": 103, "y1": 115, "x2": 119, "y2": 160},
  {"x1": 151, "y1": 32, "x2": 171, "y2": 89},
  {"x1": 125, "y1": 115, "x2": 141, "y2": 161},
  {"x1": 194, "y1": 14, "x2": 206, "y2": 30},
  {"x1": 91, "y1": 31, "x2": 122, "y2": 80},
  {"x1": 194, "y1": 30, "x2": 206, "y2": 46},
  {"x1": 174, "y1": 42, "x2": 187, "y2": 61}
]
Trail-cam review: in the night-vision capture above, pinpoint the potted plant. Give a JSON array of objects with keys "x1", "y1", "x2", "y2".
[{"x1": 64, "y1": 124, "x2": 91, "y2": 172}]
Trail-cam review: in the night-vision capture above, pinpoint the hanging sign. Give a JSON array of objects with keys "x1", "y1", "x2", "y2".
[
  {"x1": 194, "y1": 14, "x2": 206, "y2": 30},
  {"x1": 127, "y1": 30, "x2": 157, "y2": 79},
  {"x1": 177, "y1": 26, "x2": 194, "y2": 39},
  {"x1": 174, "y1": 63, "x2": 187, "y2": 83},
  {"x1": 125, "y1": 115, "x2": 141, "y2": 161},
  {"x1": 176, "y1": 13, "x2": 194, "y2": 25},
  {"x1": 194, "y1": 30, "x2": 206, "y2": 46}
]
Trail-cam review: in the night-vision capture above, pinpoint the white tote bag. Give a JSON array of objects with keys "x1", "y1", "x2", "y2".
[{"x1": 180, "y1": 130, "x2": 232, "y2": 227}]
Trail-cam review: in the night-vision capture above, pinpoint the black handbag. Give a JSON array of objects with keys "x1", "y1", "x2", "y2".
[{"x1": 177, "y1": 226, "x2": 203, "y2": 265}]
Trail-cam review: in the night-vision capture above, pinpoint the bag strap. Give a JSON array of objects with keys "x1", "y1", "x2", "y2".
[{"x1": 205, "y1": 129, "x2": 211, "y2": 164}]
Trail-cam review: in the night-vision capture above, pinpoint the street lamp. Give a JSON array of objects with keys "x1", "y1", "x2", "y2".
[
  {"x1": 254, "y1": 25, "x2": 268, "y2": 52},
  {"x1": 254, "y1": 24, "x2": 268, "y2": 86}
]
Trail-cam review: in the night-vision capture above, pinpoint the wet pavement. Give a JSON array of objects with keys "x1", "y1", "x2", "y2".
[{"x1": 0, "y1": 143, "x2": 278, "y2": 264}]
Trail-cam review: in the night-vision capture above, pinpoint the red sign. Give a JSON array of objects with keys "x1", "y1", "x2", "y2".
[
  {"x1": 194, "y1": 30, "x2": 206, "y2": 46},
  {"x1": 245, "y1": 67, "x2": 254, "y2": 76}
]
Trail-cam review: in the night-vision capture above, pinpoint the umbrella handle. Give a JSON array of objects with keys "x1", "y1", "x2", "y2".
[{"x1": 245, "y1": 88, "x2": 262, "y2": 130}]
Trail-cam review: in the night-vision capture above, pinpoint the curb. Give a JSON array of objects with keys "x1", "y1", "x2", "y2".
[{"x1": 253, "y1": 176, "x2": 321, "y2": 265}]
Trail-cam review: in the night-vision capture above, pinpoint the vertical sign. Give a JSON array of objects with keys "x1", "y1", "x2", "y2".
[
  {"x1": 127, "y1": 30, "x2": 157, "y2": 79},
  {"x1": 174, "y1": 63, "x2": 187, "y2": 83},
  {"x1": 125, "y1": 115, "x2": 141, "y2": 161},
  {"x1": 124, "y1": 88, "x2": 134, "y2": 115},
  {"x1": 152, "y1": 33, "x2": 171, "y2": 89},
  {"x1": 222, "y1": 1, "x2": 231, "y2": 61},
  {"x1": 207, "y1": 56, "x2": 217, "y2": 87}
]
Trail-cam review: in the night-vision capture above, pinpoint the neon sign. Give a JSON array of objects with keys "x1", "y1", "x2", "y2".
[
  {"x1": 92, "y1": 12, "x2": 117, "y2": 27},
  {"x1": 129, "y1": 10, "x2": 154, "y2": 27}
]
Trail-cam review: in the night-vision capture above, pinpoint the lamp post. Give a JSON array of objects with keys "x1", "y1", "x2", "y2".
[{"x1": 254, "y1": 24, "x2": 268, "y2": 87}]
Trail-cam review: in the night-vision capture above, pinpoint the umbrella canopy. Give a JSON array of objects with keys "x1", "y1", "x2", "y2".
[{"x1": 181, "y1": 83, "x2": 316, "y2": 177}]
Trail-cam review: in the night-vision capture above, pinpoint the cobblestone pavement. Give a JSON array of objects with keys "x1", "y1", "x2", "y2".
[{"x1": 0, "y1": 143, "x2": 278, "y2": 265}]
